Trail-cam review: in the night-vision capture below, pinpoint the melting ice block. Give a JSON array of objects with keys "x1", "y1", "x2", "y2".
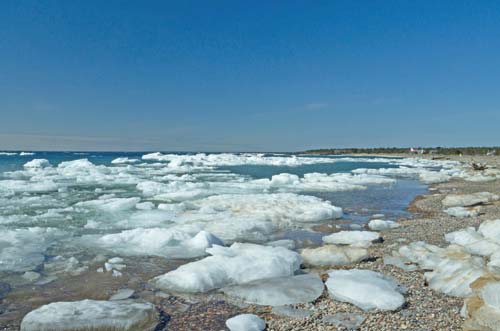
[
  {"x1": 20, "y1": 299, "x2": 156, "y2": 331},
  {"x1": 322, "y1": 231, "x2": 380, "y2": 247},
  {"x1": 221, "y1": 273, "x2": 324, "y2": 306},
  {"x1": 325, "y1": 269, "x2": 405, "y2": 311},
  {"x1": 444, "y1": 207, "x2": 480, "y2": 218},
  {"x1": 368, "y1": 219, "x2": 400, "y2": 231},
  {"x1": 226, "y1": 314, "x2": 266, "y2": 331},
  {"x1": 151, "y1": 243, "x2": 301, "y2": 293},
  {"x1": 442, "y1": 192, "x2": 499, "y2": 207},
  {"x1": 301, "y1": 245, "x2": 368, "y2": 266}
]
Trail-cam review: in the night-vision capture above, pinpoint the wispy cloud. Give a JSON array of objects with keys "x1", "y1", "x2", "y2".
[{"x1": 304, "y1": 102, "x2": 329, "y2": 110}]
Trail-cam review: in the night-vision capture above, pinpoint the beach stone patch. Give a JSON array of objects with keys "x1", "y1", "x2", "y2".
[
  {"x1": 322, "y1": 312, "x2": 366, "y2": 330},
  {"x1": 20, "y1": 299, "x2": 157, "y2": 331}
]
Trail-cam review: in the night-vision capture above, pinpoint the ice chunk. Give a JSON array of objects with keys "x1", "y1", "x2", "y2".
[
  {"x1": 272, "y1": 306, "x2": 312, "y2": 319},
  {"x1": 222, "y1": 273, "x2": 324, "y2": 306},
  {"x1": 75, "y1": 197, "x2": 141, "y2": 212},
  {"x1": 325, "y1": 269, "x2": 405, "y2": 311},
  {"x1": 301, "y1": 245, "x2": 368, "y2": 266},
  {"x1": 135, "y1": 201, "x2": 155, "y2": 210},
  {"x1": 24, "y1": 159, "x2": 51, "y2": 168},
  {"x1": 265, "y1": 239, "x2": 296, "y2": 250},
  {"x1": 226, "y1": 314, "x2": 266, "y2": 331},
  {"x1": 110, "y1": 289, "x2": 135, "y2": 301},
  {"x1": 383, "y1": 255, "x2": 418, "y2": 272},
  {"x1": 444, "y1": 207, "x2": 480, "y2": 218},
  {"x1": 87, "y1": 229, "x2": 223, "y2": 259},
  {"x1": 111, "y1": 157, "x2": 139, "y2": 164},
  {"x1": 478, "y1": 219, "x2": 500, "y2": 244},
  {"x1": 424, "y1": 253, "x2": 486, "y2": 297},
  {"x1": 20, "y1": 300, "x2": 156, "y2": 331},
  {"x1": 463, "y1": 281, "x2": 500, "y2": 331},
  {"x1": 151, "y1": 243, "x2": 301, "y2": 293},
  {"x1": 22, "y1": 271, "x2": 41, "y2": 282},
  {"x1": 322, "y1": 231, "x2": 380, "y2": 247},
  {"x1": 419, "y1": 171, "x2": 451, "y2": 184},
  {"x1": 0, "y1": 227, "x2": 64, "y2": 272},
  {"x1": 368, "y1": 219, "x2": 400, "y2": 231},
  {"x1": 442, "y1": 192, "x2": 499, "y2": 207},
  {"x1": 481, "y1": 282, "x2": 500, "y2": 310},
  {"x1": 445, "y1": 227, "x2": 500, "y2": 256},
  {"x1": 397, "y1": 242, "x2": 486, "y2": 297}
]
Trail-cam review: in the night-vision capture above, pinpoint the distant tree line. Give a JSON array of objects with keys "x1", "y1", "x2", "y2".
[{"x1": 303, "y1": 147, "x2": 499, "y2": 156}]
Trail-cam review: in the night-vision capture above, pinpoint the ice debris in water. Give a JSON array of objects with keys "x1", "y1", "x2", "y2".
[
  {"x1": 322, "y1": 231, "x2": 381, "y2": 247},
  {"x1": 221, "y1": 273, "x2": 324, "y2": 306},
  {"x1": 20, "y1": 299, "x2": 156, "y2": 331},
  {"x1": 0, "y1": 227, "x2": 64, "y2": 272},
  {"x1": 325, "y1": 269, "x2": 406, "y2": 311},
  {"x1": 151, "y1": 243, "x2": 301, "y2": 293},
  {"x1": 368, "y1": 219, "x2": 400, "y2": 230},
  {"x1": 226, "y1": 314, "x2": 266, "y2": 331},
  {"x1": 442, "y1": 192, "x2": 499, "y2": 207},
  {"x1": 301, "y1": 245, "x2": 368, "y2": 267}
]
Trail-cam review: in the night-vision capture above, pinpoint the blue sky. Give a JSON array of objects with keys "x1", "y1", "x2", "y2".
[{"x1": 1, "y1": 1, "x2": 499, "y2": 151}]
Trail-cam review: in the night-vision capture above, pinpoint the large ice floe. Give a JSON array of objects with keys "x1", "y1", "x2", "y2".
[
  {"x1": 325, "y1": 269, "x2": 406, "y2": 311},
  {"x1": 20, "y1": 300, "x2": 156, "y2": 331},
  {"x1": 151, "y1": 243, "x2": 301, "y2": 293},
  {"x1": 221, "y1": 273, "x2": 324, "y2": 306}
]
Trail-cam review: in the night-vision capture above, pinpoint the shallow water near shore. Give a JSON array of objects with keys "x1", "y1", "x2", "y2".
[{"x1": 0, "y1": 151, "x2": 447, "y2": 328}]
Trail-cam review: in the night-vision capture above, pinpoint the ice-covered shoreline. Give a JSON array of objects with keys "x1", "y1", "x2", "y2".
[{"x1": 2, "y1": 153, "x2": 499, "y2": 330}]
